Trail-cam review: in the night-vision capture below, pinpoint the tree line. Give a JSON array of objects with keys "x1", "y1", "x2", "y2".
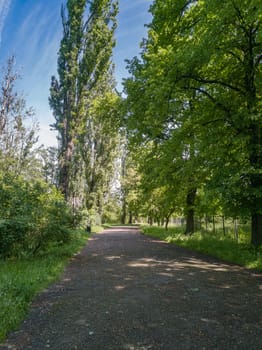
[
  {"x1": 0, "y1": 0, "x2": 121, "y2": 258},
  {"x1": 0, "y1": 0, "x2": 261, "y2": 258}
]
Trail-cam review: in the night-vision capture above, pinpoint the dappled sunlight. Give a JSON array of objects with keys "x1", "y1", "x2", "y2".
[
  {"x1": 150, "y1": 239, "x2": 169, "y2": 245},
  {"x1": 103, "y1": 226, "x2": 140, "y2": 234},
  {"x1": 123, "y1": 344, "x2": 154, "y2": 350},
  {"x1": 126, "y1": 256, "x2": 236, "y2": 274},
  {"x1": 201, "y1": 318, "x2": 219, "y2": 325},
  {"x1": 101, "y1": 248, "x2": 262, "y2": 298},
  {"x1": 128, "y1": 261, "x2": 152, "y2": 268},
  {"x1": 124, "y1": 277, "x2": 134, "y2": 281},
  {"x1": 158, "y1": 272, "x2": 174, "y2": 278},
  {"x1": 115, "y1": 285, "x2": 126, "y2": 291},
  {"x1": 181, "y1": 257, "x2": 242, "y2": 273},
  {"x1": 62, "y1": 278, "x2": 71, "y2": 282},
  {"x1": 219, "y1": 284, "x2": 232, "y2": 289},
  {"x1": 105, "y1": 255, "x2": 122, "y2": 261}
]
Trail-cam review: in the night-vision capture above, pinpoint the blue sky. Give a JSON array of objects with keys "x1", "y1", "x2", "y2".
[{"x1": 0, "y1": 0, "x2": 152, "y2": 146}]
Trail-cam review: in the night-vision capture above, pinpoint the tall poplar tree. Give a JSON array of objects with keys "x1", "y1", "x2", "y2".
[{"x1": 50, "y1": 0, "x2": 118, "y2": 208}]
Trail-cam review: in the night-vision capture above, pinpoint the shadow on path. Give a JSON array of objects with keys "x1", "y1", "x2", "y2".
[{"x1": 1, "y1": 226, "x2": 262, "y2": 349}]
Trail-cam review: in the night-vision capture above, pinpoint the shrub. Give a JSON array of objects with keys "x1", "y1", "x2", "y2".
[{"x1": 0, "y1": 175, "x2": 74, "y2": 258}]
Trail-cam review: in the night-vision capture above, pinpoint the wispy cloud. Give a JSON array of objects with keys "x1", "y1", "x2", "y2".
[
  {"x1": 0, "y1": 0, "x2": 11, "y2": 44},
  {"x1": 11, "y1": 2, "x2": 62, "y2": 126}
]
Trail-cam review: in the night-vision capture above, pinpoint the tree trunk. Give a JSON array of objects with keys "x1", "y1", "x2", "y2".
[
  {"x1": 251, "y1": 213, "x2": 262, "y2": 247},
  {"x1": 121, "y1": 200, "x2": 126, "y2": 224},
  {"x1": 244, "y1": 25, "x2": 262, "y2": 247},
  {"x1": 212, "y1": 216, "x2": 216, "y2": 233},
  {"x1": 234, "y1": 219, "x2": 238, "y2": 242},
  {"x1": 185, "y1": 208, "x2": 194, "y2": 235},
  {"x1": 128, "y1": 211, "x2": 133, "y2": 224},
  {"x1": 198, "y1": 217, "x2": 203, "y2": 231},
  {"x1": 185, "y1": 188, "x2": 197, "y2": 235},
  {"x1": 165, "y1": 216, "x2": 170, "y2": 231},
  {"x1": 222, "y1": 216, "x2": 226, "y2": 236},
  {"x1": 59, "y1": 118, "x2": 74, "y2": 201}
]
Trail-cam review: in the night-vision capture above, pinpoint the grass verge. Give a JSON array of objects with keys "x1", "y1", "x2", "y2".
[
  {"x1": 141, "y1": 226, "x2": 262, "y2": 271},
  {"x1": 0, "y1": 229, "x2": 93, "y2": 342}
]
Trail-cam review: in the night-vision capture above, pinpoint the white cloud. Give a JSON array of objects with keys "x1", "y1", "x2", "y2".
[{"x1": 0, "y1": 0, "x2": 11, "y2": 44}]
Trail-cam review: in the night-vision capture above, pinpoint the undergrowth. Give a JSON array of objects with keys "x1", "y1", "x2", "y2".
[{"x1": 142, "y1": 226, "x2": 262, "y2": 271}]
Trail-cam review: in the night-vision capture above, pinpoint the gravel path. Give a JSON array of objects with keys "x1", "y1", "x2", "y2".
[{"x1": 1, "y1": 226, "x2": 262, "y2": 350}]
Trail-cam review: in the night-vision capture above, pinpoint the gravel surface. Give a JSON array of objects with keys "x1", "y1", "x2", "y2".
[{"x1": 1, "y1": 226, "x2": 262, "y2": 350}]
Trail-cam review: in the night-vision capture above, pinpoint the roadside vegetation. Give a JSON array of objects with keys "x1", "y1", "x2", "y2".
[{"x1": 0, "y1": 230, "x2": 90, "y2": 341}]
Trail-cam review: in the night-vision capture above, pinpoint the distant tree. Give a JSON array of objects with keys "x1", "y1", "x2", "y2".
[
  {"x1": 0, "y1": 56, "x2": 39, "y2": 178},
  {"x1": 40, "y1": 146, "x2": 59, "y2": 185},
  {"x1": 80, "y1": 82, "x2": 121, "y2": 218}
]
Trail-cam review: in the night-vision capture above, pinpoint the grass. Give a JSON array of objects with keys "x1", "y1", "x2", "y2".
[
  {"x1": 141, "y1": 225, "x2": 262, "y2": 271},
  {"x1": 0, "y1": 228, "x2": 94, "y2": 342}
]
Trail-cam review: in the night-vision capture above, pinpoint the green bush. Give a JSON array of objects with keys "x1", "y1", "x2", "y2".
[
  {"x1": 0, "y1": 218, "x2": 34, "y2": 257},
  {"x1": 0, "y1": 175, "x2": 74, "y2": 258}
]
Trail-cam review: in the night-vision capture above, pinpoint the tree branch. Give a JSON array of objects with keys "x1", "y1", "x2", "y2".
[{"x1": 182, "y1": 74, "x2": 245, "y2": 95}]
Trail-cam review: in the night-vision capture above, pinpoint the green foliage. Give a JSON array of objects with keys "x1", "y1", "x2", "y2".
[
  {"x1": 81, "y1": 88, "x2": 122, "y2": 215},
  {"x1": 0, "y1": 175, "x2": 74, "y2": 258},
  {"x1": 0, "y1": 229, "x2": 90, "y2": 341},
  {"x1": 49, "y1": 0, "x2": 119, "y2": 210},
  {"x1": 124, "y1": 0, "x2": 262, "y2": 243},
  {"x1": 142, "y1": 226, "x2": 262, "y2": 271},
  {"x1": 119, "y1": 147, "x2": 142, "y2": 224},
  {"x1": 101, "y1": 197, "x2": 121, "y2": 224},
  {"x1": 0, "y1": 57, "x2": 40, "y2": 179}
]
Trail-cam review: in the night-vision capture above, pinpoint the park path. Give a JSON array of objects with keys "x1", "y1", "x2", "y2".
[{"x1": 1, "y1": 226, "x2": 262, "y2": 350}]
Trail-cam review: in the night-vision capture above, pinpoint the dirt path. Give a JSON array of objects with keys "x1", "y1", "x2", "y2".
[{"x1": 1, "y1": 226, "x2": 262, "y2": 350}]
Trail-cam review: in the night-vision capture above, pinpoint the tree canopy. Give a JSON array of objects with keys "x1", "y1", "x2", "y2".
[{"x1": 123, "y1": 0, "x2": 262, "y2": 244}]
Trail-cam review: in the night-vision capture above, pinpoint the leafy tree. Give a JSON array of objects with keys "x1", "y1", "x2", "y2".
[
  {"x1": 40, "y1": 146, "x2": 59, "y2": 185},
  {"x1": 169, "y1": 0, "x2": 262, "y2": 244},
  {"x1": 124, "y1": 0, "x2": 262, "y2": 245},
  {"x1": 80, "y1": 75, "x2": 121, "y2": 219},
  {"x1": 0, "y1": 58, "x2": 74, "y2": 258},
  {"x1": 0, "y1": 57, "x2": 39, "y2": 178},
  {"x1": 120, "y1": 148, "x2": 142, "y2": 224}
]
